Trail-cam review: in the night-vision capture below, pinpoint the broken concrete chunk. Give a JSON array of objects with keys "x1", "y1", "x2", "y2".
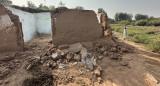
[
  {"x1": 98, "y1": 56, "x2": 103, "y2": 60},
  {"x1": 66, "y1": 52, "x2": 74, "y2": 60},
  {"x1": 69, "y1": 43, "x2": 83, "y2": 53},
  {"x1": 61, "y1": 49, "x2": 69, "y2": 55},
  {"x1": 81, "y1": 52, "x2": 88, "y2": 64},
  {"x1": 81, "y1": 52, "x2": 95, "y2": 70},
  {"x1": 94, "y1": 69, "x2": 101, "y2": 77},
  {"x1": 59, "y1": 65, "x2": 65, "y2": 70},
  {"x1": 34, "y1": 56, "x2": 40, "y2": 59},
  {"x1": 86, "y1": 57, "x2": 94, "y2": 70},
  {"x1": 74, "y1": 54, "x2": 81, "y2": 61},
  {"x1": 80, "y1": 47, "x2": 88, "y2": 54},
  {"x1": 51, "y1": 52, "x2": 62, "y2": 60},
  {"x1": 52, "y1": 52, "x2": 58, "y2": 58}
]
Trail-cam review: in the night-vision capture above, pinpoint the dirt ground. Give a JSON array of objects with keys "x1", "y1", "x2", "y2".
[{"x1": 0, "y1": 34, "x2": 160, "y2": 86}]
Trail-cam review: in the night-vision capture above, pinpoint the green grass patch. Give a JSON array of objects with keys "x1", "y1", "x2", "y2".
[{"x1": 111, "y1": 24, "x2": 160, "y2": 53}]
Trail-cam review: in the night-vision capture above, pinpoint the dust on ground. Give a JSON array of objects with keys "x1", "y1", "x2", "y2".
[{"x1": 0, "y1": 34, "x2": 160, "y2": 86}]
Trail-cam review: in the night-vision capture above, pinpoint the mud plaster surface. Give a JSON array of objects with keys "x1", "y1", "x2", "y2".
[
  {"x1": 51, "y1": 9, "x2": 103, "y2": 45},
  {"x1": 0, "y1": 3, "x2": 24, "y2": 52}
]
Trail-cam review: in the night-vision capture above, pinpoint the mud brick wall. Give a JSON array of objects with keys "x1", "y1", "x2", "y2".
[
  {"x1": 0, "y1": 4, "x2": 24, "y2": 52},
  {"x1": 98, "y1": 13, "x2": 112, "y2": 37},
  {"x1": 51, "y1": 8, "x2": 103, "y2": 45}
]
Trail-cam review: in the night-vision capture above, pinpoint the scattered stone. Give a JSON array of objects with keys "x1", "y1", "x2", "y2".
[
  {"x1": 98, "y1": 56, "x2": 103, "y2": 60},
  {"x1": 51, "y1": 52, "x2": 62, "y2": 60},
  {"x1": 59, "y1": 65, "x2": 65, "y2": 70},
  {"x1": 69, "y1": 43, "x2": 83, "y2": 53},
  {"x1": 121, "y1": 48, "x2": 128, "y2": 53},
  {"x1": 103, "y1": 51, "x2": 108, "y2": 56},
  {"x1": 97, "y1": 66, "x2": 102, "y2": 72},
  {"x1": 97, "y1": 77, "x2": 102, "y2": 83},
  {"x1": 34, "y1": 56, "x2": 40, "y2": 59},
  {"x1": 74, "y1": 54, "x2": 81, "y2": 61},
  {"x1": 92, "y1": 58, "x2": 97, "y2": 66},
  {"x1": 100, "y1": 47, "x2": 106, "y2": 52},
  {"x1": 57, "y1": 59, "x2": 62, "y2": 64},
  {"x1": 52, "y1": 52, "x2": 58, "y2": 58},
  {"x1": 120, "y1": 60, "x2": 129, "y2": 66},
  {"x1": 59, "y1": 44, "x2": 69, "y2": 50},
  {"x1": 47, "y1": 51, "x2": 52, "y2": 56},
  {"x1": 66, "y1": 53, "x2": 74, "y2": 60},
  {"x1": 110, "y1": 54, "x2": 121, "y2": 60},
  {"x1": 110, "y1": 47, "x2": 117, "y2": 52},
  {"x1": 80, "y1": 47, "x2": 87, "y2": 54},
  {"x1": 61, "y1": 49, "x2": 69, "y2": 55},
  {"x1": 61, "y1": 59, "x2": 69, "y2": 64},
  {"x1": 52, "y1": 63, "x2": 57, "y2": 68},
  {"x1": 94, "y1": 69, "x2": 101, "y2": 77}
]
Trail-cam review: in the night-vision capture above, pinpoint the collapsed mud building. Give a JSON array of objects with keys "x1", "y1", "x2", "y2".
[
  {"x1": 0, "y1": 4, "x2": 112, "y2": 52},
  {"x1": 0, "y1": 3, "x2": 127, "y2": 86}
]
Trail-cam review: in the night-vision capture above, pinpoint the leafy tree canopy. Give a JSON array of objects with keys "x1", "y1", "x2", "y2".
[
  {"x1": 135, "y1": 14, "x2": 149, "y2": 21},
  {"x1": 98, "y1": 8, "x2": 106, "y2": 13},
  {"x1": 74, "y1": 6, "x2": 84, "y2": 10},
  {"x1": 27, "y1": 1, "x2": 36, "y2": 9},
  {"x1": 115, "y1": 12, "x2": 133, "y2": 21},
  {"x1": 0, "y1": 0, "x2": 12, "y2": 5}
]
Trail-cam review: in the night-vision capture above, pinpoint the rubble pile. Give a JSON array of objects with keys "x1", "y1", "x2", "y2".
[{"x1": 24, "y1": 37, "x2": 131, "y2": 86}]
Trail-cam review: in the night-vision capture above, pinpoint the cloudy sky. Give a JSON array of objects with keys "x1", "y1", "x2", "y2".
[{"x1": 11, "y1": 0, "x2": 160, "y2": 18}]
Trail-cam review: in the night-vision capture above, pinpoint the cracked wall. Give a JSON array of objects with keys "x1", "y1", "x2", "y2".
[{"x1": 0, "y1": 3, "x2": 24, "y2": 52}]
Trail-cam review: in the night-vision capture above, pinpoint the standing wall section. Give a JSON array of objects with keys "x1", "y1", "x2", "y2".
[
  {"x1": 6, "y1": 6, "x2": 52, "y2": 42},
  {"x1": 6, "y1": 6, "x2": 36, "y2": 42},
  {"x1": 0, "y1": 4, "x2": 24, "y2": 52},
  {"x1": 51, "y1": 9, "x2": 103, "y2": 45},
  {"x1": 35, "y1": 13, "x2": 52, "y2": 34}
]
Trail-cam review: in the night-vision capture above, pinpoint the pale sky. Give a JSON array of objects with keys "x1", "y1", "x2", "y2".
[{"x1": 11, "y1": 0, "x2": 160, "y2": 19}]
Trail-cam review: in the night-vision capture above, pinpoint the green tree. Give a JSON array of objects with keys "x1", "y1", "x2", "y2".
[
  {"x1": 37, "y1": 3, "x2": 49, "y2": 10},
  {"x1": 0, "y1": 0, "x2": 12, "y2": 5},
  {"x1": 74, "y1": 6, "x2": 84, "y2": 10},
  {"x1": 108, "y1": 18, "x2": 115, "y2": 24},
  {"x1": 49, "y1": 5, "x2": 55, "y2": 10},
  {"x1": 98, "y1": 8, "x2": 106, "y2": 13},
  {"x1": 135, "y1": 14, "x2": 149, "y2": 21},
  {"x1": 115, "y1": 12, "x2": 133, "y2": 22},
  {"x1": 27, "y1": 1, "x2": 36, "y2": 9}
]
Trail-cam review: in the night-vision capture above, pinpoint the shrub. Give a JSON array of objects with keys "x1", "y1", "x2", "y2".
[
  {"x1": 135, "y1": 20, "x2": 148, "y2": 26},
  {"x1": 119, "y1": 20, "x2": 131, "y2": 25},
  {"x1": 150, "y1": 20, "x2": 160, "y2": 26},
  {"x1": 147, "y1": 41, "x2": 160, "y2": 53},
  {"x1": 114, "y1": 27, "x2": 120, "y2": 32},
  {"x1": 131, "y1": 35, "x2": 149, "y2": 44}
]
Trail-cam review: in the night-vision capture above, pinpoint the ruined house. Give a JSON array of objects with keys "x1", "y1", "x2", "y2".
[
  {"x1": 0, "y1": 4, "x2": 112, "y2": 52},
  {"x1": 0, "y1": 4, "x2": 24, "y2": 52},
  {"x1": 6, "y1": 5, "x2": 52, "y2": 42},
  {"x1": 51, "y1": 8, "x2": 112, "y2": 45}
]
